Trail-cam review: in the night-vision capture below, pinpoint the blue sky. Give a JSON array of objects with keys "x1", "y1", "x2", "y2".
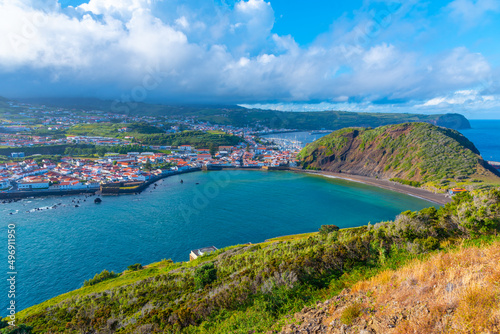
[{"x1": 0, "y1": 0, "x2": 499, "y2": 118}]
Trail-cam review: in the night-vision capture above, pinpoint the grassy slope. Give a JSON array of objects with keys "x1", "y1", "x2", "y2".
[
  {"x1": 298, "y1": 122, "x2": 500, "y2": 190},
  {"x1": 66, "y1": 123, "x2": 164, "y2": 138},
  {"x1": 281, "y1": 237, "x2": 500, "y2": 333},
  {"x1": 11, "y1": 189, "x2": 500, "y2": 333},
  {"x1": 138, "y1": 131, "x2": 242, "y2": 148}
]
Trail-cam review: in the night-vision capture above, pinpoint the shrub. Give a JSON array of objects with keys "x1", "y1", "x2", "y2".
[
  {"x1": 420, "y1": 236, "x2": 440, "y2": 251},
  {"x1": 83, "y1": 270, "x2": 119, "y2": 287},
  {"x1": 340, "y1": 302, "x2": 363, "y2": 325},
  {"x1": 127, "y1": 263, "x2": 143, "y2": 271},
  {"x1": 194, "y1": 262, "x2": 217, "y2": 290},
  {"x1": 0, "y1": 324, "x2": 34, "y2": 334},
  {"x1": 390, "y1": 178, "x2": 422, "y2": 187},
  {"x1": 319, "y1": 225, "x2": 340, "y2": 235}
]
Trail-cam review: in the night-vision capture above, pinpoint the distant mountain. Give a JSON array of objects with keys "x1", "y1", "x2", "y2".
[
  {"x1": 298, "y1": 122, "x2": 499, "y2": 184},
  {"x1": 197, "y1": 109, "x2": 472, "y2": 131},
  {"x1": 11, "y1": 96, "x2": 471, "y2": 130}
]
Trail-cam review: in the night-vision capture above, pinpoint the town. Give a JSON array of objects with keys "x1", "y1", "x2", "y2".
[{"x1": 0, "y1": 100, "x2": 302, "y2": 196}]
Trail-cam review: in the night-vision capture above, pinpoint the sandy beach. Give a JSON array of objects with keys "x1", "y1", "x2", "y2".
[{"x1": 302, "y1": 170, "x2": 452, "y2": 206}]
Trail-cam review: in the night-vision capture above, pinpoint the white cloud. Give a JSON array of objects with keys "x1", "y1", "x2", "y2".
[
  {"x1": 0, "y1": 0, "x2": 497, "y2": 112},
  {"x1": 77, "y1": 0, "x2": 152, "y2": 18},
  {"x1": 447, "y1": 0, "x2": 500, "y2": 23}
]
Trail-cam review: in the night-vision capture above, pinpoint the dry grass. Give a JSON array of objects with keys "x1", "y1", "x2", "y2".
[
  {"x1": 346, "y1": 241, "x2": 500, "y2": 333},
  {"x1": 340, "y1": 302, "x2": 364, "y2": 325}
]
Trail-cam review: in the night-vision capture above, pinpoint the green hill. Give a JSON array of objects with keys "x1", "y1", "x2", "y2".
[
  {"x1": 7, "y1": 189, "x2": 500, "y2": 333},
  {"x1": 298, "y1": 123, "x2": 500, "y2": 188},
  {"x1": 66, "y1": 122, "x2": 164, "y2": 138},
  {"x1": 198, "y1": 110, "x2": 471, "y2": 131}
]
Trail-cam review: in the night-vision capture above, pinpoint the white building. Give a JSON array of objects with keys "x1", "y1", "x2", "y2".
[{"x1": 18, "y1": 181, "x2": 49, "y2": 190}]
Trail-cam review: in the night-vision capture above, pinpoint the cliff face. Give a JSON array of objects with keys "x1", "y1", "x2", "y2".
[
  {"x1": 433, "y1": 113, "x2": 471, "y2": 130},
  {"x1": 298, "y1": 123, "x2": 496, "y2": 183}
]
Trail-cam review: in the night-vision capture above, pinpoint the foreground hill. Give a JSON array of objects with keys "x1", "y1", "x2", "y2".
[
  {"x1": 298, "y1": 122, "x2": 499, "y2": 187},
  {"x1": 6, "y1": 189, "x2": 500, "y2": 333},
  {"x1": 281, "y1": 238, "x2": 500, "y2": 333}
]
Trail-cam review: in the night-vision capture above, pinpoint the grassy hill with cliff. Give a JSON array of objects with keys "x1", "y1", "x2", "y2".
[
  {"x1": 5, "y1": 189, "x2": 500, "y2": 334},
  {"x1": 298, "y1": 122, "x2": 500, "y2": 190}
]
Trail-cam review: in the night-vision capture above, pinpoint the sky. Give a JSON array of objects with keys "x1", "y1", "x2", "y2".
[{"x1": 0, "y1": 0, "x2": 499, "y2": 118}]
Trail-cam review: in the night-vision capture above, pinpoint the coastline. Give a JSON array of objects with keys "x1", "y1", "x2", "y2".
[
  {"x1": 1, "y1": 167, "x2": 452, "y2": 205},
  {"x1": 0, "y1": 168, "x2": 201, "y2": 200},
  {"x1": 300, "y1": 170, "x2": 451, "y2": 206}
]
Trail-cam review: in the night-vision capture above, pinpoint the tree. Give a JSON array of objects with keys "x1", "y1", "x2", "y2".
[
  {"x1": 319, "y1": 225, "x2": 340, "y2": 236},
  {"x1": 209, "y1": 144, "x2": 217, "y2": 157},
  {"x1": 194, "y1": 262, "x2": 217, "y2": 290}
]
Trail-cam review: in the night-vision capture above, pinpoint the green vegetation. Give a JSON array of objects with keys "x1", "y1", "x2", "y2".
[
  {"x1": 139, "y1": 131, "x2": 242, "y2": 148},
  {"x1": 83, "y1": 270, "x2": 119, "y2": 287},
  {"x1": 194, "y1": 262, "x2": 217, "y2": 290},
  {"x1": 0, "y1": 144, "x2": 75, "y2": 157},
  {"x1": 390, "y1": 177, "x2": 422, "y2": 187},
  {"x1": 127, "y1": 263, "x2": 143, "y2": 271},
  {"x1": 318, "y1": 224, "x2": 340, "y2": 235},
  {"x1": 13, "y1": 189, "x2": 500, "y2": 333},
  {"x1": 66, "y1": 122, "x2": 164, "y2": 138},
  {"x1": 299, "y1": 123, "x2": 500, "y2": 188}
]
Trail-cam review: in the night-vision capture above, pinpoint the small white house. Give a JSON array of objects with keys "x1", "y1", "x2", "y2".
[{"x1": 189, "y1": 246, "x2": 218, "y2": 261}]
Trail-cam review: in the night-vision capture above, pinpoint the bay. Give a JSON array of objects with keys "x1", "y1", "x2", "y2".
[{"x1": 1, "y1": 170, "x2": 435, "y2": 314}]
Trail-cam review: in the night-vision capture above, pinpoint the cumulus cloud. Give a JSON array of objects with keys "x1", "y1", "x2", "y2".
[
  {"x1": 447, "y1": 0, "x2": 500, "y2": 24},
  {"x1": 0, "y1": 0, "x2": 497, "y2": 112}
]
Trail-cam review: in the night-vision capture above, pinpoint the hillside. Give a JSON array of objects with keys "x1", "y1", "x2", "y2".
[
  {"x1": 7, "y1": 189, "x2": 500, "y2": 333},
  {"x1": 66, "y1": 122, "x2": 164, "y2": 137},
  {"x1": 280, "y1": 239, "x2": 500, "y2": 333},
  {"x1": 298, "y1": 122, "x2": 500, "y2": 187}
]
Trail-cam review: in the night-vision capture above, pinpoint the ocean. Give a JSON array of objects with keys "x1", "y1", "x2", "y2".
[
  {"x1": 1, "y1": 171, "x2": 434, "y2": 314},
  {"x1": 461, "y1": 120, "x2": 500, "y2": 162}
]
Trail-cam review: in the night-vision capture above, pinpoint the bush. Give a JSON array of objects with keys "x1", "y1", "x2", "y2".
[
  {"x1": 194, "y1": 262, "x2": 217, "y2": 290},
  {"x1": 390, "y1": 178, "x2": 422, "y2": 187},
  {"x1": 127, "y1": 263, "x2": 143, "y2": 271},
  {"x1": 83, "y1": 270, "x2": 119, "y2": 287},
  {"x1": 415, "y1": 236, "x2": 440, "y2": 251},
  {"x1": 319, "y1": 225, "x2": 340, "y2": 235},
  {"x1": 0, "y1": 324, "x2": 34, "y2": 334}
]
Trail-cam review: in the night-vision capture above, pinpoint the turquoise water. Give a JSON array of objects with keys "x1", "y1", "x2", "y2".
[{"x1": 1, "y1": 171, "x2": 435, "y2": 314}]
